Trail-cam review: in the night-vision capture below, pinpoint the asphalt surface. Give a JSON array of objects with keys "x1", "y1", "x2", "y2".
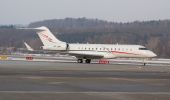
[{"x1": 0, "y1": 60, "x2": 170, "y2": 100}]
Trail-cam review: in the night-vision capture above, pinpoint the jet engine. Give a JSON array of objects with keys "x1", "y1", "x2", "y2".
[{"x1": 41, "y1": 43, "x2": 69, "y2": 51}]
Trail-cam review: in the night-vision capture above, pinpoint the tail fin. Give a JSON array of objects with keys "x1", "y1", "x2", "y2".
[
  {"x1": 24, "y1": 42, "x2": 34, "y2": 51},
  {"x1": 35, "y1": 26, "x2": 65, "y2": 46}
]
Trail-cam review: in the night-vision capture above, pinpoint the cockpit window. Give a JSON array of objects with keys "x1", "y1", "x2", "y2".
[{"x1": 139, "y1": 48, "x2": 148, "y2": 50}]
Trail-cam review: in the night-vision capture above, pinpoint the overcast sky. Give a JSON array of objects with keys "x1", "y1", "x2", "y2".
[{"x1": 0, "y1": 0, "x2": 170, "y2": 25}]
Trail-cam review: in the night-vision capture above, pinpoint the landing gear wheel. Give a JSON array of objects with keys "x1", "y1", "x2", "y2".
[
  {"x1": 77, "y1": 59, "x2": 83, "y2": 63},
  {"x1": 85, "y1": 59, "x2": 91, "y2": 63},
  {"x1": 144, "y1": 63, "x2": 146, "y2": 66}
]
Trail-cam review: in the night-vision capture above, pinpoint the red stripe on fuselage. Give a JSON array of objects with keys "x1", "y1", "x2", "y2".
[{"x1": 111, "y1": 51, "x2": 139, "y2": 55}]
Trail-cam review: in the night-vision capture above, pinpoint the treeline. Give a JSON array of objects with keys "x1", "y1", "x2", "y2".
[
  {"x1": 0, "y1": 18, "x2": 170, "y2": 58},
  {"x1": 29, "y1": 18, "x2": 170, "y2": 35},
  {"x1": 0, "y1": 26, "x2": 40, "y2": 49}
]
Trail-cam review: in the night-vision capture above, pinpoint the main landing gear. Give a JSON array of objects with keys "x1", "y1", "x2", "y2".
[
  {"x1": 77, "y1": 59, "x2": 91, "y2": 64},
  {"x1": 77, "y1": 59, "x2": 83, "y2": 63},
  {"x1": 85, "y1": 59, "x2": 91, "y2": 63}
]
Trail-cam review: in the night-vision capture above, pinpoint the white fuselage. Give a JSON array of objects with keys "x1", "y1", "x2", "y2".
[{"x1": 65, "y1": 44, "x2": 156, "y2": 59}]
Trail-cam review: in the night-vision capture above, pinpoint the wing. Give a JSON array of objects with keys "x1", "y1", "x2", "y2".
[{"x1": 62, "y1": 51, "x2": 104, "y2": 59}]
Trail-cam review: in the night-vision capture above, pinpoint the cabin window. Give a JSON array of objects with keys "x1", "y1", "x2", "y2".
[{"x1": 96, "y1": 48, "x2": 98, "y2": 50}]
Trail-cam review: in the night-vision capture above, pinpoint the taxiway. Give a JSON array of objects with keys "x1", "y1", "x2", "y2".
[{"x1": 0, "y1": 60, "x2": 170, "y2": 100}]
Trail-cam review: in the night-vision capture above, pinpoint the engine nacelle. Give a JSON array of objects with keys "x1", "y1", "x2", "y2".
[{"x1": 42, "y1": 43, "x2": 68, "y2": 51}]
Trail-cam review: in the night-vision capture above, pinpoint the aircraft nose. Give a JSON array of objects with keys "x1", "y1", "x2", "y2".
[
  {"x1": 145, "y1": 51, "x2": 157, "y2": 58},
  {"x1": 150, "y1": 52, "x2": 157, "y2": 57},
  {"x1": 153, "y1": 53, "x2": 157, "y2": 57}
]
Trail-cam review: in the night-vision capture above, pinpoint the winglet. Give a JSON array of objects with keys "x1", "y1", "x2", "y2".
[{"x1": 24, "y1": 42, "x2": 34, "y2": 51}]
